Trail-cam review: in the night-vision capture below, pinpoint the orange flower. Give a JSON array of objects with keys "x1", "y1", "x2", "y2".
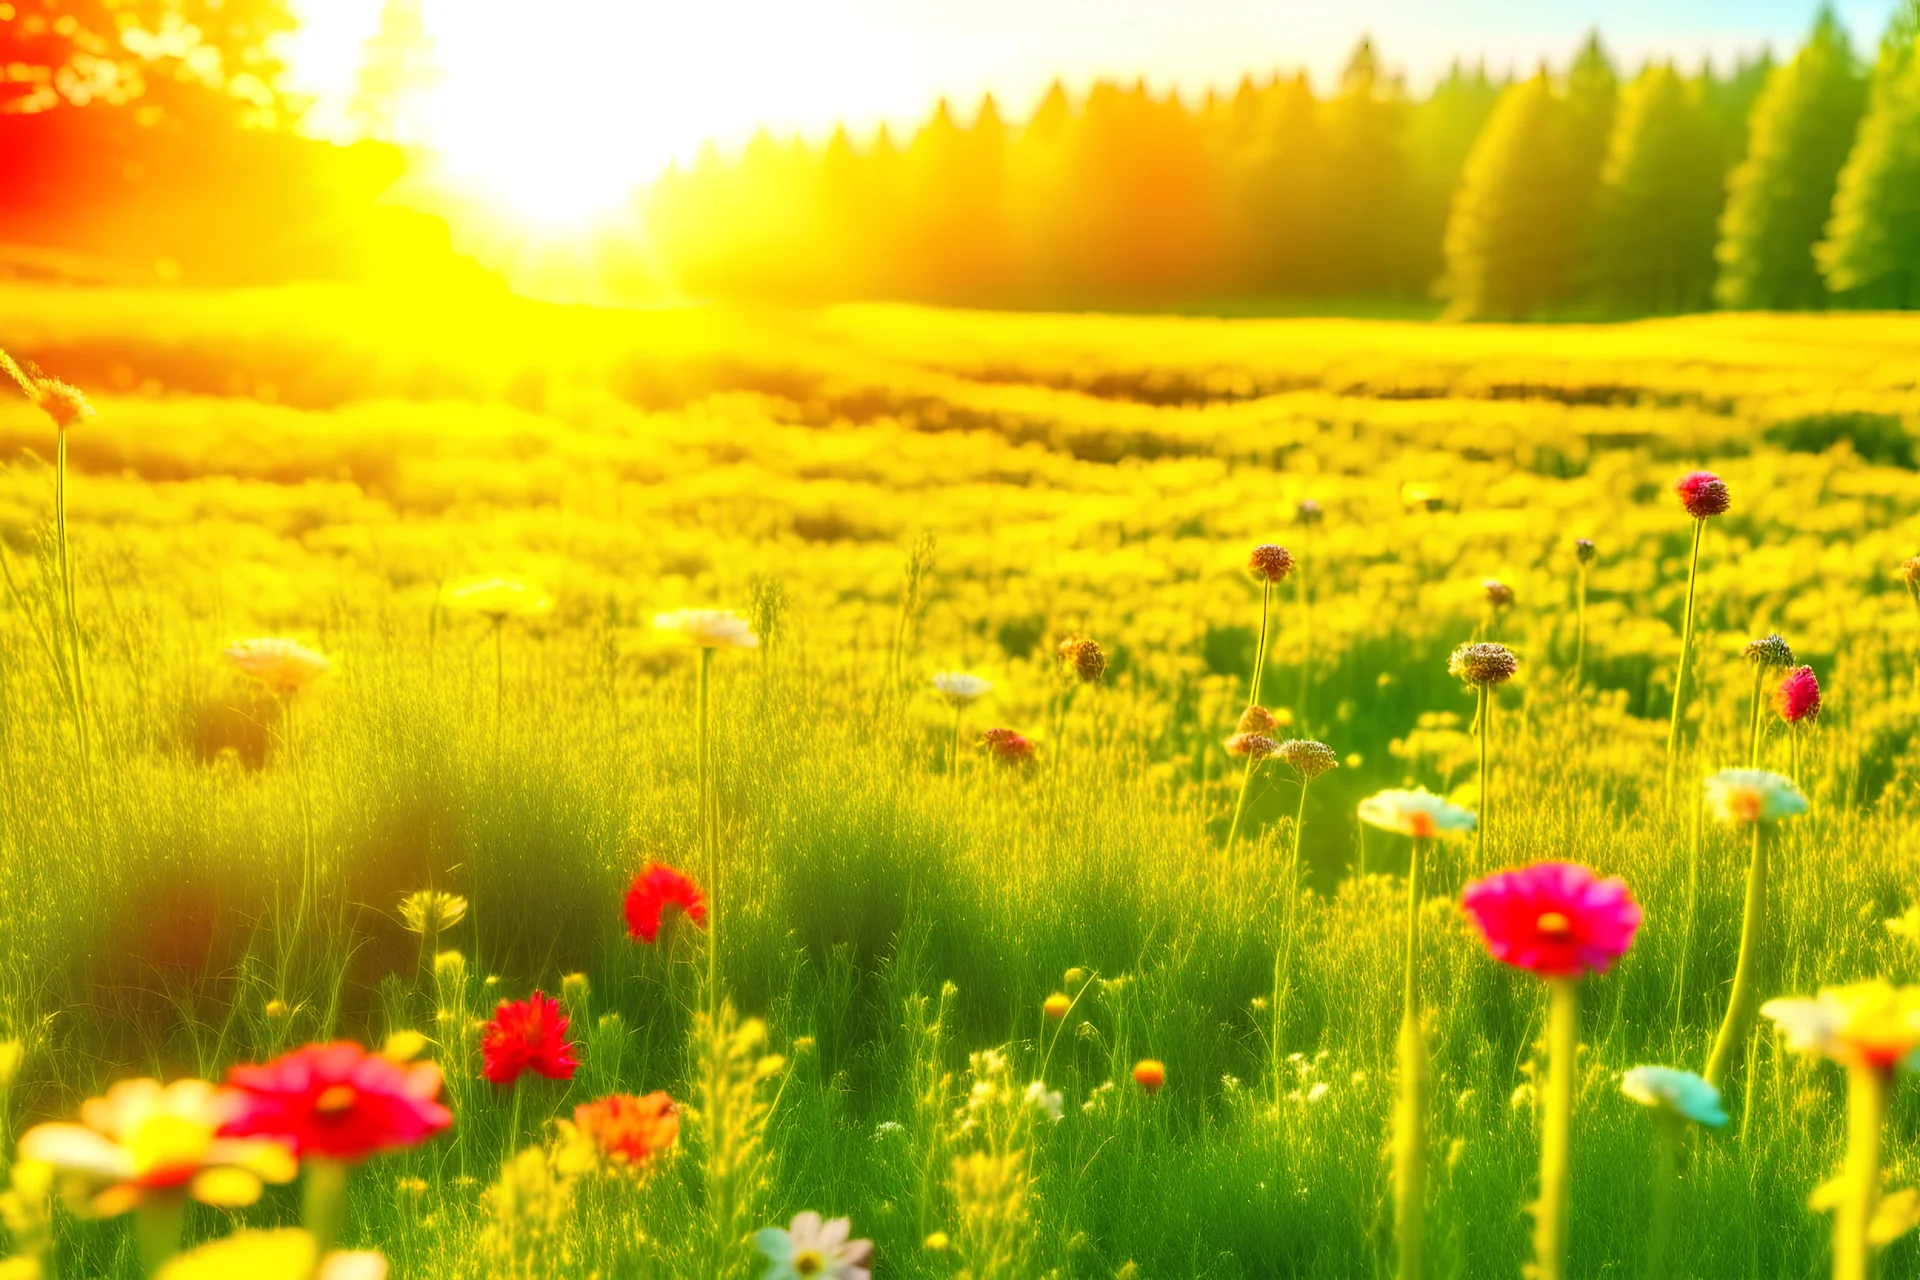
[
  {"x1": 1132, "y1": 1059, "x2": 1166, "y2": 1094},
  {"x1": 572, "y1": 1092, "x2": 679, "y2": 1169},
  {"x1": 1042, "y1": 993, "x2": 1071, "y2": 1021}
]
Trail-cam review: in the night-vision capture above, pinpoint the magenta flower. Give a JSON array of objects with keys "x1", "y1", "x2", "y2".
[
  {"x1": 1675, "y1": 470, "x2": 1730, "y2": 519},
  {"x1": 1776, "y1": 665, "x2": 1820, "y2": 723},
  {"x1": 1461, "y1": 863, "x2": 1641, "y2": 978}
]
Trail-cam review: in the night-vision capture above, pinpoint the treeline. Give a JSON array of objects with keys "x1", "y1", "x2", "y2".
[{"x1": 647, "y1": 8, "x2": 1920, "y2": 316}]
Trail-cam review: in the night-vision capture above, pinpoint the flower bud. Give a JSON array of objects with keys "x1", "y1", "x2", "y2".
[
  {"x1": 1574, "y1": 538, "x2": 1595, "y2": 564},
  {"x1": 1447, "y1": 642, "x2": 1519, "y2": 687},
  {"x1": 1296, "y1": 499, "x2": 1323, "y2": 525},
  {"x1": 1043, "y1": 993, "x2": 1071, "y2": 1020},
  {"x1": 1483, "y1": 579, "x2": 1514, "y2": 609},
  {"x1": 1237, "y1": 705, "x2": 1279, "y2": 734},
  {"x1": 1675, "y1": 470, "x2": 1730, "y2": 520},
  {"x1": 1742, "y1": 634, "x2": 1794, "y2": 669},
  {"x1": 1057, "y1": 635, "x2": 1106, "y2": 684},
  {"x1": 1248, "y1": 544, "x2": 1295, "y2": 583}
]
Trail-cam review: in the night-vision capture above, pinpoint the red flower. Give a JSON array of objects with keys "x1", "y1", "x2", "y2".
[
  {"x1": 624, "y1": 864, "x2": 708, "y2": 944},
  {"x1": 573, "y1": 1091, "x2": 679, "y2": 1168},
  {"x1": 1132, "y1": 1059, "x2": 1166, "y2": 1094},
  {"x1": 1776, "y1": 665, "x2": 1820, "y2": 723},
  {"x1": 1461, "y1": 862, "x2": 1642, "y2": 979},
  {"x1": 1675, "y1": 470, "x2": 1730, "y2": 519},
  {"x1": 221, "y1": 1042, "x2": 451, "y2": 1160},
  {"x1": 481, "y1": 991, "x2": 578, "y2": 1086},
  {"x1": 978, "y1": 727, "x2": 1036, "y2": 765}
]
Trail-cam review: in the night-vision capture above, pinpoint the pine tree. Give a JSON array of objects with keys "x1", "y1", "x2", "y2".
[
  {"x1": 1440, "y1": 73, "x2": 1575, "y2": 320},
  {"x1": 1590, "y1": 64, "x2": 1725, "y2": 315},
  {"x1": 1818, "y1": 2, "x2": 1920, "y2": 305},
  {"x1": 1321, "y1": 38, "x2": 1412, "y2": 294},
  {"x1": 1562, "y1": 32, "x2": 1620, "y2": 272},
  {"x1": 1405, "y1": 60, "x2": 1504, "y2": 290},
  {"x1": 1715, "y1": 9, "x2": 1866, "y2": 309}
]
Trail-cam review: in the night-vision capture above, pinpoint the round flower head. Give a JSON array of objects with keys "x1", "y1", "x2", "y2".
[
  {"x1": 1776, "y1": 665, "x2": 1819, "y2": 723},
  {"x1": 1275, "y1": 739, "x2": 1339, "y2": 781},
  {"x1": 1224, "y1": 732, "x2": 1279, "y2": 760},
  {"x1": 755, "y1": 1212, "x2": 873, "y2": 1280},
  {"x1": 18, "y1": 1078, "x2": 297, "y2": 1218},
  {"x1": 653, "y1": 609, "x2": 757, "y2": 649},
  {"x1": 1762, "y1": 982, "x2": 1920, "y2": 1072},
  {"x1": 932, "y1": 671, "x2": 991, "y2": 707},
  {"x1": 1483, "y1": 579, "x2": 1515, "y2": 609},
  {"x1": 1742, "y1": 633, "x2": 1794, "y2": 669},
  {"x1": 1448, "y1": 642, "x2": 1518, "y2": 687},
  {"x1": 1248, "y1": 544, "x2": 1295, "y2": 583},
  {"x1": 623, "y1": 864, "x2": 708, "y2": 944},
  {"x1": 1043, "y1": 993, "x2": 1071, "y2": 1020},
  {"x1": 1461, "y1": 862, "x2": 1641, "y2": 978},
  {"x1": 481, "y1": 991, "x2": 578, "y2": 1086},
  {"x1": 571, "y1": 1091, "x2": 679, "y2": 1169},
  {"x1": 1296, "y1": 499, "x2": 1323, "y2": 525},
  {"x1": 1574, "y1": 538, "x2": 1595, "y2": 565},
  {"x1": 225, "y1": 638, "x2": 329, "y2": 695},
  {"x1": 1057, "y1": 635, "x2": 1107, "y2": 684},
  {"x1": 1620, "y1": 1066, "x2": 1727, "y2": 1128},
  {"x1": 1237, "y1": 705, "x2": 1280, "y2": 734},
  {"x1": 1703, "y1": 768, "x2": 1807, "y2": 826},
  {"x1": 222, "y1": 1042, "x2": 451, "y2": 1160},
  {"x1": 443, "y1": 577, "x2": 553, "y2": 622},
  {"x1": 1358, "y1": 788, "x2": 1476, "y2": 839},
  {"x1": 1132, "y1": 1059, "x2": 1166, "y2": 1094},
  {"x1": 1674, "y1": 470, "x2": 1730, "y2": 520},
  {"x1": 978, "y1": 727, "x2": 1035, "y2": 765}
]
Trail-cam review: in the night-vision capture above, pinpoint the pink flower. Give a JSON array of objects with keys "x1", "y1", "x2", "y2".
[
  {"x1": 222, "y1": 1043, "x2": 451, "y2": 1160},
  {"x1": 1461, "y1": 863, "x2": 1641, "y2": 979},
  {"x1": 1674, "y1": 471, "x2": 1730, "y2": 519},
  {"x1": 1776, "y1": 665, "x2": 1820, "y2": 723}
]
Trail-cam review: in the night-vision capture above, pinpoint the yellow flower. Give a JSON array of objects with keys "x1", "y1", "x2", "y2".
[
  {"x1": 442, "y1": 577, "x2": 554, "y2": 622},
  {"x1": 155, "y1": 1228, "x2": 386, "y2": 1280},
  {"x1": 397, "y1": 889, "x2": 467, "y2": 935},
  {"x1": 1356, "y1": 788, "x2": 1477, "y2": 839},
  {"x1": 1703, "y1": 769, "x2": 1808, "y2": 826},
  {"x1": 18, "y1": 1079, "x2": 296, "y2": 1217},
  {"x1": 1761, "y1": 982, "x2": 1920, "y2": 1072},
  {"x1": 653, "y1": 609, "x2": 759, "y2": 649},
  {"x1": 223, "y1": 639, "x2": 329, "y2": 695}
]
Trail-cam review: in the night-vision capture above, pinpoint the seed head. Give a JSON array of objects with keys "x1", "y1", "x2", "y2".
[
  {"x1": 1057, "y1": 635, "x2": 1107, "y2": 684},
  {"x1": 1275, "y1": 739, "x2": 1339, "y2": 781},
  {"x1": 1675, "y1": 471, "x2": 1730, "y2": 520},
  {"x1": 1448, "y1": 642, "x2": 1519, "y2": 687},
  {"x1": 1776, "y1": 666, "x2": 1820, "y2": 723},
  {"x1": 1224, "y1": 732, "x2": 1279, "y2": 760},
  {"x1": 1574, "y1": 538, "x2": 1595, "y2": 565},
  {"x1": 1296, "y1": 499, "x2": 1323, "y2": 525},
  {"x1": 1743, "y1": 634, "x2": 1795, "y2": 669},
  {"x1": 1483, "y1": 579, "x2": 1514, "y2": 609},
  {"x1": 1238, "y1": 705, "x2": 1279, "y2": 734},
  {"x1": 1248, "y1": 544, "x2": 1295, "y2": 583},
  {"x1": 1, "y1": 350, "x2": 93, "y2": 431}
]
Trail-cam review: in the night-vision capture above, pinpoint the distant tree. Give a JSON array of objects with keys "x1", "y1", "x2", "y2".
[
  {"x1": 1405, "y1": 59, "x2": 1504, "y2": 290},
  {"x1": 1440, "y1": 73, "x2": 1575, "y2": 320},
  {"x1": 1562, "y1": 31, "x2": 1620, "y2": 279},
  {"x1": 1818, "y1": 3, "x2": 1920, "y2": 306},
  {"x1": 1321, "y1": 38, "x2": 1412, "y2": 294},
  {"x1": 1590, "y1": 64, "x2": 1724, "y2": 314},
  {"x1": 1221, "y1": 71, "x2": 1327, "y2": 295},
  {"x1": 1715, "y1": 9, "x2": 1866, "y2": 309},
  {"x1": 349, "y1": 0, "x2": 438, "y2": 145}
]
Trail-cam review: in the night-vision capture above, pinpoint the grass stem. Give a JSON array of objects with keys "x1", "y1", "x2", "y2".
[{"x1": 1704, "y1": 822, "x2": 1767, "y2": 1091}]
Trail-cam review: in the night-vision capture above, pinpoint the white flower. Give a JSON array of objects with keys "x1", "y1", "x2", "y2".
[
  {"x1": 1306, "y1": 1082, "x2": 1330, "y2": 1103},
  {"x1": 1620, "y1": 1066, "x2": 1727, "y2": 1127},
  {"x1": 441, "y1": 577, "x2": 553, "y2": 621},
  {"x1": 224, "y1": 639, "x2": 329, "y2": 695},
  {"x1": 1356, "y1": 788, "x2": 1477, "y2": 838},
  {"x1": 1703, "y1": 769, "x2": 1808, "y2": 826},
  {"x1": 932, "y1": 671, "x2": 991, "y2": 706},
  {"x1": 871, "y1": 1121, "x2": 903, "y2": 1139},
  {"x1": 654, "y1": 609, "x2": 759, "y2": 650},
  {"x1": 1024, "y1": 1080, "x2": 1064, "y2": 1122},
  {"x1": 754, "y1": 1212, "x2": 872, "y2": 1280}
]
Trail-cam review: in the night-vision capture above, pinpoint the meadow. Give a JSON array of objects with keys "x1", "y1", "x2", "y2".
[{"x1": 1, "y1": 282, "x2": 1919, "y2": 1278}]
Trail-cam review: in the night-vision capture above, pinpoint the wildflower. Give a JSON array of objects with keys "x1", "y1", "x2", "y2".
[
  {"x1": 1024, "y1": 1081, "x2": 1065, "y2": 1122},
  {"x1": 1237, "y1": 705, "x2": 1279, "y2": 734},
  {"x1": 1297, "y1": 499, "x2": 1323, "y2": 525},
  {"x1": 1248, "y1": 544, "x2": 1295, "y2": 583},
  {"x1": 1042, "y1": 993, "x2": 1071, "y2": 1021},
  {"x1": 1674, "y1": 470, "x2": 1731, "y2": 519},
  {"x1": 264, "y1": 999, "x2": 289, "y2": 1020},
  {"x1": 150, "y1": 1228, "x2": 388, "y2": 1280},
  {"x1": 224, "y1": 639, "x2": 329, "y2": 695},
  {"x1": 1777, "y1": 665, "x2": 1820, "y2": 723},
  {"x1": 1703, "y1": 769, "x2": 1808, "y2": 825},
  {"x1": 932, "y1": 672, "x2": 991, "y2": 707},
  {"x1": 443, "y1": 577, "x2": 553, "y2": 622},
  {"x1": 1574, "y1": 538, "x2": 1595, "y2": 564},
  {"x1": 924, "y1": 1231, "x2": 950, "y2": 1251},
  {"x1": 381, "y1": 1032, "x2": 427, "y2": 1064},
  {"x1": 1620, "y1": 1066, "x2": 1727, "y2": 1127},
  {"x1": 1447, "y1": 642, "x2": 1518, "y2": 687},
  {"x1": 1057, "y1": 634, "x2": 1106, "y2": 684},
  {"x1": 1357, "y1": 788, "x2": 1476, "y2": 839},
  {"x1": 623, "y1": 864, "x2": 708, "y2": 944},
  {"x1": 1132, "y1": 1060, "x2": 1166, "y2": 1094},
  {"x1": 570, "y1": 1092, "x2": 678, "y2": 1169},
  {"x1": 1743, "y1": 634, "x2": 1795, "y2": 669},
  {"x1": 18, "y1": 1079, "x2": 297, "y2": 1217},
  {"x1": 1762, "y1": 982, "x2": 1920, "y2": 1072},
  {"x1": 1461, "y1": 863, "x2": 1641, "y2": 978},
  {"x1": 1224, "y1": 732, "x2": 1279, "y2": 760},
  {"x1": 1306, "y1": 1082, "x2": 1330, "y2": 1102},
  {"x1": 978, "y1": 727, "x2": 1035, "y2": 765},
  {"x1": 560, "y1": 972, "x2": 589, "y2": 1003},
  {"x1": 1064, "y1": 966, "x2": 1086, "y2": 987},
  {"x1": 480, "y1": 992, "x2": 578, "y2": 1086},
  {"x1": 1, "y1": 353, "x2": 93, "y2": 430},
  {"x1": 754, "y1": 1212, "x2": 873, "y2": 1280},
  {"x1": 654, "y1": 608, "x2": 757, "y2": 649},
  {"x1": 1483, "y1": 580, "x2": 1514, "y2": 609},
  {"x1": 398, "y1": 890, "x2": 467, "y2": 936},
  {"x1": 222, "y1": 1042, "x2": 451, "y2": 1159},
  {"x1": 1275, "y1": 738, "x2": 1339, "y2": 780}
]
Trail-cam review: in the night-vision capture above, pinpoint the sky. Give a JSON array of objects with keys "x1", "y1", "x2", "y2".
[{"x1": 284, "y1": 0, "x2": 1903, "y2": 223}]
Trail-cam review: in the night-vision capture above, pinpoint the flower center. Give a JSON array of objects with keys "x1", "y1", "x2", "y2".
[
  {"x1": 1536, "y1": 911, "x2": 1571, "y2": 937},
  {"x1": 316, "y1": 1084, "x2": 358, "y2": 1114},
  {"x1": 1408, "y1": 812, "x2": 1437, "y2": 839},
  {"x1": 794, "y1": 1249, "x2": 826, "y2": 1276}
]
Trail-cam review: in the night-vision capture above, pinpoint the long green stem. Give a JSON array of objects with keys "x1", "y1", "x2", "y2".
[
  {"x1": 1573, "y1": 564, "x2": 1588, "y2": 688},
  {"x1": 1665, "y1": 520, "x2": 1706, "y2": 794},
  {"x1": 1644, "y1": 1117, "x2": 1680, "y2": 1280},
  {"x1": 1296, "y1": 551, "x2": 1311, "y2": 726},
  {"x1": 951, "y1": 704, "x2": 964, "y2": 778},
  {"x1": 1476, "y1": 683, "x2": 1491, "y2": 868},
  {"x1": 1834, "y1": 1065, "x2": 1889, "y2": 1280},
  {"x1": 303, "y1": 1156, "x2": 351, "y2": 1260},
  {"x1": 1249, "y1": 581, "x2": 1272, "y2": 708},
  {"x1": 1535, "y1": 978, "x2": 1579, "y2": 1280},
  {"x1": 1705, "y1": 822, "x2": 1768, "y2": 1090},
  {"x1": 1395, "y1": 835, "x2": 1428, "y2": 1280},
  {"x1": 133, "y1": 1197, "x2": 186, "y2": 1277},
  {"x1": 1670, "y1": 783, "x2": 1703, "y2": 1050},
  {"x1": 1271, "y1": 779, "x2": 1312, "y2": 1106},
  {"x1": 1225, "y1": 754, "x2": 1257, "y2": 851},
  {"x1": 699, "y1": 646, "x2": 715, "y2": 1019},
  {"x1": 1747, "y1": 664, "x2": 1766, "y2": 768},
  {"x1": 285, "y1": 695, "x2": 315, "y2": 945},
  {"x1": 54, "y1": 430, "x2": 90, "y2": 772}
]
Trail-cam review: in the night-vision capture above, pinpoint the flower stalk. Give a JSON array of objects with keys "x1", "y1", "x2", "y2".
[
  {"x1": 698, "y1": 644, "x2": 716, "y2": 1017},
  {"x1": 1834, "y1": 1064, "x2": 1888, "y2": 1280},
  {"x1": 1704, "y1": 821, "x2": 1767, "y2": 1090},
  {"x1": 1534, "y1": 978, "x2": 1579, "y2": 1280},
  {"x1": 1665, "y1": 518, "x2": 1706, "y2": 793},
  {"x1": 1395, "y1": 833, "x2": 1429, "y2": 1280}
]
